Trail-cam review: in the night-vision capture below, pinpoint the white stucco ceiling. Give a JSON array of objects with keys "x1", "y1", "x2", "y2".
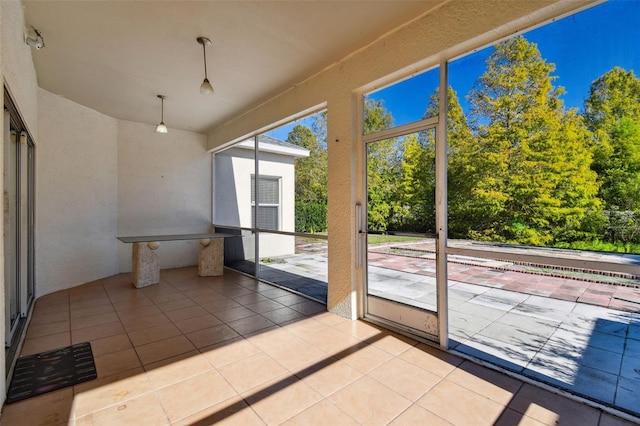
[{"x1": 23, "y1": 1, "x2": 446, "y2": 134}]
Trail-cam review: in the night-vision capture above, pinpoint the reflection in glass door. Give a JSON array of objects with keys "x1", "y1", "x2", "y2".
[{"x1": 364, "y1": 127, "x2": 443, "y2": 342}]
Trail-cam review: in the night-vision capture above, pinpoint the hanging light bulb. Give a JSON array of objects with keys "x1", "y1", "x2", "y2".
[
  {"x1": 156, "y1": 95, "x2": 168, "y2": 134},
  {"x1": 197, "y1": 37, "x2": 214, "y2": 95}
]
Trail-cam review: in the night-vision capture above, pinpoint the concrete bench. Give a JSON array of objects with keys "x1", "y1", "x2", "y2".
[{"x1": 117, "y1": 233, "x2": 236, "y2": 288}]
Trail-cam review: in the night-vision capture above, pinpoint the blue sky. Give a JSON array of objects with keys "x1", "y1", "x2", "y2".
[{"x1": 269, "y1": 0, "x2": 639, "y2": 139}]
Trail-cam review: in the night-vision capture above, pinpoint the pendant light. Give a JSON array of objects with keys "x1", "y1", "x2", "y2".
[
  {"x1": 156, "y1": 95, "x2": 168, "y2": 134},
  {"x1": 197, "y1": 37, "x2": 214, "y2": 95}
]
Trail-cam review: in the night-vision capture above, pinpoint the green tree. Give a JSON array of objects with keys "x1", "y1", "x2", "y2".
[
  {"x1": 584, "y1": 67, "x2": 640, "y2": 211},
  {"x1": 467, "y1": 36, "x2": 601, "y2": 245},
  {"x1": 287, "y1": 124, "x2": 327, "y2": 203},
  {"x1": 287, "y1": 124, "x2": 328, "y2": 232},
  {"x1": 364, "y1": 99, "x2": 401, "y2": 231},
  {"x1": 399, "y1": 132, "x2": 435, "y2": 232}
]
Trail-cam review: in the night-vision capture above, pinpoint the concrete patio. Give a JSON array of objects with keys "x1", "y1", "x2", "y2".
[{"x1": 260, "y1": 243, "x2": 640, "y2": 420}]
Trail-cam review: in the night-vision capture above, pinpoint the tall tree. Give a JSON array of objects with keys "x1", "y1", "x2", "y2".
[
  {"x1": 364, "y1": 99, "x2": 401, "y2": 231},
  {"x1": 584, "y1": 67, "x2": 640, "y2": 211},
  {"x1": 467, "y1": 36, "x2": 600, "y2": 245},
  {"x1": 287, "y1": 124, "x2": 327, "y2": 203}
]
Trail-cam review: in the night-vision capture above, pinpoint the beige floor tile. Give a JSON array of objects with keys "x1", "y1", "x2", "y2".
[
  {"x1": 200, "y1": 300, "x2": 242, "y2": 314},
  {"x1": 333, "y1": 319, "x2": 384, "y2": 341},
  {"x1": 186, "y1": 324, "x2": 240, "y2": 348},
  {"x1": 299, "y1": 359, "x2": 363, "y2": 397},
  {"x1": 260, "y1": 307, "x2": 307, "y2": 325},
  {"x1": 200, "y1": 337, "x2": 263, "y2": 368},
  {"x1": 399, "y1": 343, "x2": 463, "y2": 377},
  {"x1": 446, "y1": 361, "x2": 523, "y2": 406},
  {"x1": 72, "y1": 367, "x2": 152, "y2": 417},
  {"x1": 33, "y1": 301, "x2": 70, "y2": 316},
  {"x1": 370, "y1": 331, "x2": 418, "y2": 356},
  {"x1": 174, "y1": 313, "x2": 222, "y2": 334},
  {"x1": 311, "y1": 311, "x2": 347, "y2": 326},
  {"x1": 21, "y1": 332, "x2": 71, "y2": 356},
  {"x1": 26, "y1": 320, "x2": 70, "y2": 339},
  {"x1": 70, "y1": 297, "x2": 112, "y2": 311},
  {"x1": 94, "y1": 348, "x2": 142, "y2": 377},
  {"x1": 135, "y1": 335, "x2": 196, "y2": 365},
  {"x1": 389, "y1": 404, "x2": 452, "y2": 425},
  {"x1": 89, "y1": 333, "x2": 132, "y2": 357},
  {"x1": 281, "y1": 399, "x2": 359, "y2": 426},
  {"x1": 172, "y1": 396, "x2": 265, "y2": 426},
  {"x1": 37, "y1": 290, "x2": 69, "y2": 305},
  {"x1": 156, "y1": 370, "x2": 238, "y2": 422},
  {"x1": 328, "y1": 375, "x2": 412, "y2": 425},
  {"x1": 146, "y1": 291, "x2": 187, "y2": 305},
  {"x1": 246, "y1": 326, "x2": 301, "y2": 352},
  {"x1": 127, "y1": 323, "x2": 182, "y2": 347},
  {"x1": 219, "y1": 352, "x2": 288, "y2": 393},
  {"x1": 29, "y1": 310, "x2": 70, "y2": 326},
  {"x1": 300, "y1": 327, "x2": 361, "y2": 356},
  {"x1": 494, "y1": 408, "x2": 546, "y2": 426},
  {"x1": 164, "y1": 305, "x2": 208, "y2": 322},
  {"x1": 290, "y1": 300, "x2": 326, "y2": 316},
  {"x1": 417, "y1": 379, "x2": 506, "y2": 425},
  {"x1": 71, "y1": 321, "x2": 125, "y2": 344},
  {"x1": 70, "y1": 304, "x2": 115, "y2": 321},
  {"x1": 70, "y1": 311, "x2": 120, "y2": 331},
  {"x1": 507, "y1": 383, "x2": 601, "y2": 426},
  {"x1": 75, "y1": 392, "x2": 169, "y2": 426},
  {"x1": 120, "y1": 312, "x2": 171, "y2": 333},
  {"x1": 368, "y1": 357, "x2": 442, "y2": 401},
  {"x1": 280, "y1": 317, "x2": 329, "y2": 337},
  {"x1": 145, "y1": 351, "x2": 214, "y2": 390},
  {"x1": 226, "y1": 315, "x2": 275, "y2": 335},
  {"x1": 111, "y1": 298, "x2": 156, "y2": 314},
  {"x1": 233, "y1": 293, "x2": 270, "y2": 305},
  {"x1": 215, "y1": 306, "x2": 260, "y2": 322},
  {"x1": 263, "y1": 338, "x2": 327, "y2": 372},
  {"x1": 114, "y1": 304, "x2": 160, "y2": 321},
  {"x1": 245, "y1": 300, "x2": 286, "y2": 314},
  {"x1": 338, "y1": 342, "x2": 395, "y2": 374},
  {"x1": 243, "y1": 375, "x2": 323, "y2": 425},
  {"x1": 1, "y1": 387, "x2": 73, "y2": 426},
  {"x1": 272, "y1": 293, "x2": 312, "y2": 307},
  {"x1": 156, "y1": 297, "x2": 197, "y2": 313}
]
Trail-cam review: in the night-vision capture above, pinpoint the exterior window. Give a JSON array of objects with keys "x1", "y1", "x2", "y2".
[{"x1": 251, "y1": 175, "x2": 280, "y2": 230}]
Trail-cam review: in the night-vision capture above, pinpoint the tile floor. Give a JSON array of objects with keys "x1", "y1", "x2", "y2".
[{"x1": 2, "y1": 267, "x2": 637, "y2": 425}]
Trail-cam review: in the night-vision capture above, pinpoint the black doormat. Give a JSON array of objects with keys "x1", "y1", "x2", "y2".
[{"x1": 6, "y1": 342, "x2": 97, "y2": 404}]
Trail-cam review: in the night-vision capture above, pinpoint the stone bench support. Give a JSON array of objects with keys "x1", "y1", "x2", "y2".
[{"x1": 118, "y1": 233, "x2": 235, "y2": 288}]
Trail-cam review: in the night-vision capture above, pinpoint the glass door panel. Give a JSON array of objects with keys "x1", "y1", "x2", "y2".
[{"x1": 365, "y1": 128, "x2": 440, "y2": 341}]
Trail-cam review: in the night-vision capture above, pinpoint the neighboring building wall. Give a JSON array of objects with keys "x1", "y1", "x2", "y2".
[
  {"x1": 117, "y1": 120, "x2": 210, "y2": 272},
  {"x1": 1, "y1": 0, "x2": 40, "y2": 405},
  {"x1": 37, "y1": 88, "x2": 119, "y2": 296},
  {"x1": 206, "y1": 0, "x2": 596, "y2": 319},
  {"x1": 213, "y1": 146, "x2": 296, "y2": 259}
]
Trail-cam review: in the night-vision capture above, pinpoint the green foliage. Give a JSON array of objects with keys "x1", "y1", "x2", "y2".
[
  {"x1": 295, "y1": 202, "x2": 327, "y2": 233},
  {"x1": 287, "y1": 124, "x2": 327, "y2": 204},
  {"x1": 288, "y1": 38, "x2": 640, "y2": 254},
  {"x1": 585, "y1": 68, "x2": 640, "y2": 211},
  {"x1": 603, "y1": 208, "x2": 640, "y2": 244},
  {"x1": 553, "y1": 239, "x2": 640, "y2": 254},
  {"x1": 365, "y1": 99, "x2": 403, "y2": 232},
  {"x1": 465, "y1": 36, "x2": 601, "y2": 245}
]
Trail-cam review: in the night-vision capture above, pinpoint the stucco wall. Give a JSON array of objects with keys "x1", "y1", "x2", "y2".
[
  {"x1": 213, "y1": 147, "x2": 296, "y2": 258},
  {"x1": 1, "y1": 0, "x2": 38, "y2": 140},
  {"x1": 117, "y1": 121, "x2": 210, "y2": 272},
  {"x1": 37, "y1": 88, "x2": 119, "y2": 296},
  {"x1": 1, "y1": 0, "x2": 40, "y2": 402},
  {"x1": 206, "y1": 0, "x2": 596, "y2": 318}
]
